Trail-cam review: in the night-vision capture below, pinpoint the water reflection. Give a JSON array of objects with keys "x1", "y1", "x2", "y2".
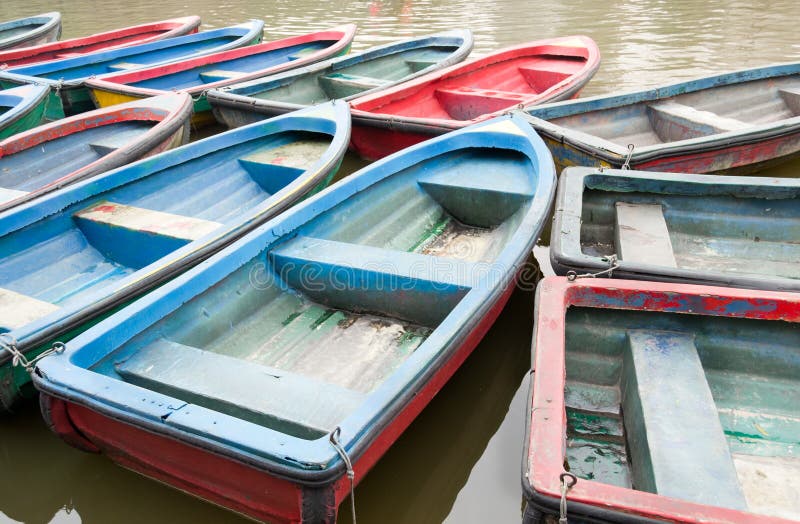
[{"x1": 0, "y1": 0, "x2": 800, "y2": 522}]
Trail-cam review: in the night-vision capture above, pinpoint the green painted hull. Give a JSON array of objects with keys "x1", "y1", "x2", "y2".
[{"x1": 0, "y1": 92, "x2": 49, "y2": 139}]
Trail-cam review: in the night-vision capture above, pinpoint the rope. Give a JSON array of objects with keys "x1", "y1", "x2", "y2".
[
  {"x1": 566, "y1": 255, "x2": 619, "y2": 281},
  {"x1": 621, "y1": 143, "x2": 635, "y2": 170},
  {"x1": 329, "y1": 427, "x2": 357, "y2": 524},
  {"x1": 0, "y1": 334, "x2": 65, "y2": 373},
  {"x1": 559, "y1": 472, "x2": 577, "y2": 523}
]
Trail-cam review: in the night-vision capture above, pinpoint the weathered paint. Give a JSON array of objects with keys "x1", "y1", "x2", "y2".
[
  {"x1": 33, "y1": 113, "x2": 556, "y2": 522},
  {"x1": 0, "y1": 17, "x2": 201, "y2": 68},
  {"x1": 207, "y1": 30, "x2": 473, "y2": 128},
  {"x1": 522, "y1": 276, "x2": 800, "y2": 523},
  {"x1": 349, "y1": 35, "x2": 600, "y2": 160},
  {"x1": 0, "y1": 84, "x2": 50, "y2": 139}
]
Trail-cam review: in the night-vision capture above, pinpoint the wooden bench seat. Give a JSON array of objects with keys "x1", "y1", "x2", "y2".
[
  {"x1": 778, "y1": 87, "x2": 800, "y2": 115},
  {"x1": 614, "y1": 202, "x2": 677, "y2": 268},
  {"x1": 0, "y1": 187, "x2": 28, "y2": 206},
  {"x1": 107, "y1": 62, "x2": 145, "y2": 72},
  {"x1": 434, "y1": 86, "x2": 529, "y2": 120},
  {"x1": 621, "y1": 330, "x2": 747, "y2": 510},
  {"x1": 198, "y1": 69, "x2": 243, "y2": 84},
  {"x1": 0, "y1": 287, "x2": 59, "y2": 330},
  {"x1": 116, "y1": 338, "x2": 365, "y2": 438},
  {"x1": 237, "y1": 138, "x2": 329, "y2": 193},
  {"x1": 89, "y1": 126, "x2": 150, "y2": 155},
  {"x1": 517, "y1": 64, "x2": 571, "y2": 92},
  {"x1": 647, "y1": 101, "x2": 749, "y2": 141},
  {"x1": 318, "y1": 72, "x2": 389, "y2": 98},
  {"x1": 404, "y1": 57, "x2": 437, "y2": 73}
]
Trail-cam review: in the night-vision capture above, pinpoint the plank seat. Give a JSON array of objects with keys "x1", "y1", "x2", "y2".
[
  {"x1": 778, "y1": 87, "x2": 800, "y2": 115},
  {"x1": 434, "y1": 86, "x2": 528, "y2": 121},
  {"x1": 269, "y1": 236, "x2": 479, "y2": 325},
  {"x1": 55, "y1": 52, "x2": 82, "y2": 59},
  {"x1": 404, "y1": 58, "x2": 437, "y2": 73},
  {"x1": 198, "y1": 69, "x2": 243, "y2": 84},
  {"x1": 237, "y1": 138, "x2": 330, "y2": 193},
  {"x1": 116, "y1": 338, "x2": 365, "y2": 438},
  {"x1": 614, "y1": 202, "x2": 677, "y2": 268},
  {"x1": 647, "y1": 101, "x2": 749, "y2": 141},
  {"x1": 517, "y1": 65, "x2": 571, "y2": 92},
  {"x1": 0, "y1": 287, "x2": 59, "y2": 330},
  {"x1": 288, "y1": 48, "x2": 318, "y2": 61},
  {"x1": 419, "y1": 162, "x2": 533, "y2": 227},
  {"x1": 107, "y1": 62, "x2": 145, "y2": 71},
  {"x1": 0, "y1": 187, "x2": 28, "y2": 206},
  {"x1": 621, "y1": 330, "x2": 746, "y2": 510},
  {"x1": 318, "y1": 72, "x2": 388, "y2": 98},
  {"x1": 88, "y1": 126, "x2": 150, "y2": 155}
]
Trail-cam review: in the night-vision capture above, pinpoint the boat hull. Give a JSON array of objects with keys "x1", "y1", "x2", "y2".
[
  {"x1": 0, "y1": 84, "x2": 51, "y2": 139},
  {"x1": 39, "y1": 278, "x2": 514, "y2": 523},
  {"x1": 0, "y1": 12, "x2": 61, "y2": 51}
]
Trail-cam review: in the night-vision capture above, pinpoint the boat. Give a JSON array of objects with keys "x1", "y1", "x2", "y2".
[
  {"x1": 31, "y1": 113, "x2": 556, "y2": 522},
  {"x1": 0, "y1": 92, "x2": 193, "y2": 212},
  {"x1": 0, "y1": 83, "x2": 51, "y2": 139},
  {"x1": 0, "y1": 101, "x2": 350, "y2": 412},
  {"x1": 348, "y1": 35, "x2": 600, "y2": 160},
  {"x1": 0, "y1": 12, "x2": 61, "y2": 51},
  {"x1": 522, "y1": 61, "x2": 800, "y2": 174},
  {"x1": 0, "y1": 21, "x2": 264, "y2": 118},
  {"x1": 0, "y1": 17, "x2": 201, "y2": 68},
  {"x1": 207, "y1": 29, "x2": 474, "y2": 129},
  {"x1": 86, "y1": 25, "x2": 356, "y2": 127},
  {"x1": 522, "y1": 276, "x2": 800, "y2": 523},
  {"x1": 549, "y1": 166, "x2": 800, "y2": 291}
]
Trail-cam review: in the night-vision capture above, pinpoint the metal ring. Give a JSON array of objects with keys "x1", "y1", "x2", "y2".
[{"x1": 560, "y1": 472, "x2": 578, "y2": 488}]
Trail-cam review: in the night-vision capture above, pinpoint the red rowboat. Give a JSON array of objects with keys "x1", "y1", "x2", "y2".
[
  {"x1": 0, "y1": 17, "x2": 201, "y2": 68},
  {"x1": 349, "y1": 35, "x2": 600, "y2": 160}
]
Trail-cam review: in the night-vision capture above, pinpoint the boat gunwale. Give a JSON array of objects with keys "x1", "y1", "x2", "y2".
[
  {"x1": 0, "y1": 91, "x2": 194, "y2": 212},
  {"x1": 32, "y1": 113, "x2": 557, "y2": 484},
  {"x1": 522, "y1": 61, "x2": 800, "y2": 165},
  {"x1": 550, "y1": 166, "x2": 800, "y2": 291},
  {"x1": 0, "y1": 83, "x2": 50, "y2": 137},
  {"x1": 205, "y1": 29, "x2": 475, "y2": 118},
  {"x1": 83, "y1": 24, "x2": 358, "y2": 99},
  {"x1": 0, "y1": 16, "x2": 202, "y2": 68},
  {"x1": 521, "y1": 276, "x2": 800, "y2": 524},
  {"x1": 0, "y1": 12, "x2": 62, "y2": 51},
  {"x1": 0, "y1": 100, "x2": 350, "y2": 361}
]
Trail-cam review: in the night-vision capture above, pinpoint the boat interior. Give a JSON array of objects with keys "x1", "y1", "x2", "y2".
[
  {"x1": 562, "y1": 306, "x2": 800, "y2": 518},
  {"x1": 125, "y1": 41, "x2": 338, "y2": 91},
  {"x1": 0, "y1": 130, "x2": 332, "y2": 333},
  {"x1": 355, "y1": 50, "x2": 588, "y2": 121},
  {"x1": 252, "y1": 46, "x2": 460, "y2": 104},
  {"x1": 576, "y1": 175, "x2": 800, "y2": 279},
  {"x1": 87, "y1": 146, "x2": 538, "y2": 441},
  {"x1": 549, "y1": 75, "x2": 800, "y2": 146}
]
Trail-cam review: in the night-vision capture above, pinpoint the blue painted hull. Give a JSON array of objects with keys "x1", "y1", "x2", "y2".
[
  {"x1": 32, "y1": 114, "x2": 556, "y2": 522},
  {"x1": 0, "y1": 101, "x2": 350, "y2": 410},
  {"x1": 0, "y1": 21, "x2": 264, "y2": 116}
]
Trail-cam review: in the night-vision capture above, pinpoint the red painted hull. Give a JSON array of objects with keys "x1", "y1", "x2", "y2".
[
  {"x1": 0, "y1": 17, "x2": 201, "y2": 68},
  {"x1": 41, "y1": 276, "x2": 518, "y2": 523},
  {"x1": 523, "y1": 277, "x2": 800, "y2": 524},
  {"x1": 349, "y1": 35, "x2": 600, "y2": 160}
]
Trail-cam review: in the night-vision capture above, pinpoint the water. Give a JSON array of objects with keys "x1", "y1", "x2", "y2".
[{"x1": 1, "y1": 1, "x2": 800, "y2": 522}]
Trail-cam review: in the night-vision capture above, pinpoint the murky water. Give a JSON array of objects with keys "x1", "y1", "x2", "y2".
[{"x1": 1, "y1": 1, "x2": 800, "y2": 522}]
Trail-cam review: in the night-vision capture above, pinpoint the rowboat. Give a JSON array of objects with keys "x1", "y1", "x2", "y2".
[
  {"x1": 0, "y1": 92, "x2": 193, "y2": 212},
  {"x1": 32, "y1": 113, "x2": 556, "y2": 522},
  {"x1": 0, "y1": 12, "x2": 61, "y2": 51},
  {"x1": 523, "y1": 61, "x2": 800, "y2": 174},
  {"x1": 0, "y1": 101, "x2": 350, "y2": 412},
  {"x1": 208, "y1": 29, "x2": 474, "y2": 128},
  {"x1": 522, "y1": 276, "x2": 800, "y2": 523},
  {"x1": 86, "y1": 25, "x2": 356, "y2": 127},
  {"x1": 0, "y1": 83, "x2": 50, "y2": 139},
  {"x1": 348, "y1": 35, "x2": 600, "y2": 160},
  {"x1": 0, "y1": 17, "x2": 201, "y2": 68},
  {"x1": 0, "y1": 21, "x2": 264, "y2": 118},
  {"x1": 549, "y1": 167, "x2": 800, "y2": 291}
]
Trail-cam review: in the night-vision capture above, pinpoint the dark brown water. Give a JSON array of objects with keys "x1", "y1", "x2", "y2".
[{"x1": 2, "y1": 1, "x2": 800, "y2": 522}]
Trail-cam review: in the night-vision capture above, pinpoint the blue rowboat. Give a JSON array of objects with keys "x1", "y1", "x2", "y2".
[
  {"x1": 0, "y1": 21, "x2": 264, "y2": 118},
  {"x1": 0, "y1": 101, "x2": 350, "y2": 411},
  {"x1": 0, "y1": 92, "x2": 193, "y2": 212},
  {"x1": 207, "y1": 29, "x2": 474, "y2": 128},
  {"x1": 86, "y1": 25, "x2": 357, "y2": 127},
  {"x1": 0, "y1": 83, "x2": 51, "y2": 139},
  {"x1": 522, "y1": 61, "x2": 800, "y2": 174},
  {"x1": 32, "y1": 113, "x2": 556, "y2": 523},
  {"x1": 0, "y1": 12, "x2": 61, "y2": 51},
  {"x1": 550, "y1": 166, "x2": 800, "y2": 291}
]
